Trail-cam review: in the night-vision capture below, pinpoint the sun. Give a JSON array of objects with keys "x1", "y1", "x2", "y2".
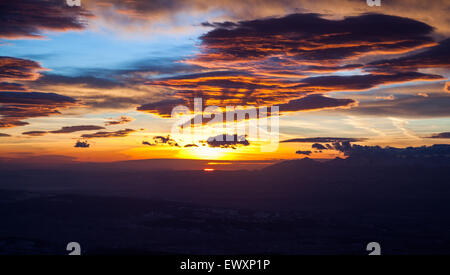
[{"x1": 179, "y1": 146, "x2": 226, "y2": 160}]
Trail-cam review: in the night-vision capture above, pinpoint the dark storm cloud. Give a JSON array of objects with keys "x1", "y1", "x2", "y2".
[
  {"x1": 0, "y1": 0, "x2": 91, "y2": 39},
  {"x1": 81, "y1": 129, "x2": 136, "y2": 139},
  {"x1": 0, "y1": 133, "x2": 11, "y2": 137},
  {"x1": 50, "y1": 125, "x2": 105, "y2": 134},
  {"x1": 0, "y1": 92, "x2": 76, "y2": 128},
  {"x1": 205, "y1": 134, "x2": 249, "y2": 149},
  {"x1": 427, "y1": 132, "x2": 450, "y2": 139},
  {"x1": 282, "y1": 137, "x2": 366, "y2": 143}
]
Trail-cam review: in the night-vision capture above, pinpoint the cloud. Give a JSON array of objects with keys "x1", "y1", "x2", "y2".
[
  {"x1": 178, "y1": 94, "x2": 355, "y2": 128},
  {"x1": 282, "y1": 137, "x2": 367, "y2": 143},
  {"x1": 142, "y1": 135, "x2": 180, "y2": 147},
  {"x1": 333, "y1": 142, "x2": 450, "y2": 161},
  {"x1": 83, "y1": 0, "x2": 318, "y2": 36},
  {"x1": 205, "y1": 134, "x2": 249, "y2": 149},
  {"x1": 197, "y1": 13, "x2": 434, "y2": 66},
  {"x1": 0, "y1": 57, "x2": 78, "y2": 128},
  {"x1": 427, "y1": 132, "x2": 450, "y2": 139},
  {"x1": 5, "y1": 0, "x2": 450, "y2": 40},
  {"x1": 0, "y1": 82, "x2": 27, "y2": 92},
  {"x1": 142, "y1": 141, "x2": 155, "y2": 146},
  {"x1": 50, "y1": 125, "x2": 105, "y2": 134},
  {"x1": 74, "y1": 140, "x2": 90, "y2": 148},
  {"x1": 0, "y1": 91, "x2": 78, "y2": 105},
  {"x1": 137, "y1": 98, "x2": 188, "y2": 118},
  {"x1": 184, "y1": 144, "x2": 198, "y2": 148},
  {"x1": 153, "y1": 135, "x2": 180, "y2": 147},
  {"x1": 296, "y1": 150, "x2": 312, "y2": 155},
  {"x1": 0, "y1": 92, "x2": 77, "y2": 128},
  {"x1": 0, "y1": 133, "x2": 11, "y2": 137},
  {"x1": 279, "y1": 94, "x2": 356, "y2": 112},
  {"x1": 376, "y1": 95, "x2": 396, "y2": 100},
  {"x1": 34, "y1": 73, "x2": 124, "y2": 89},
  {"x1": 105, "y1": 116, "x2": 134, "y2": 126},
  {"x1": 293, "y1": 72, "x2": 443, "y2": 93},
  {"x1": 28, "y1": 57, "x2": 207, "y2": 112},
  {"x1": 0, "y1": 57, "x2": 45, "y2": 81},
  {"x1": 137, "y1": 13, "x2": 444, "y2": 119},
  {"x1": 312, "y1": 143, "x2": 327, "y2": 150},
  {"x1": 78, "y1": 0, "x2": 450, "y2": 38},
  {"x1": 22, "y1": 131, "x2": 47, "y2": 136},
  {"x1": 0, "y1": 0, "x2": 91, "y2": 39},
  {"x1": 141, "y1": 71, "x2": 440, "y2": 118},
  {"x1": 366, "y1": 38, "x2": 450, "y2": 73},
  {"x1": 0, "y1": 120, "x2": 29, "y2": 128},
  {"x1": 17, "y1": 125, "x2": 105, "y2": 137},
  {"x1": 81, "y1": 128, "x2": 136, "y2": 138},
  {"x1": 417, "y1": 93, "x2": 429, "y2": 98},
  {"x1": 345, "y1": 93, "x2": 450, "y2": 118},
  {"x1": 30, "y1": 72, "x2": 167, "y2": 111}
]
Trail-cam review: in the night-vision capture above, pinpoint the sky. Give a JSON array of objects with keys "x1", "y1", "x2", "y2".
[{"x1": 0, "y1": 0, "x2": 449, "y2": 165}]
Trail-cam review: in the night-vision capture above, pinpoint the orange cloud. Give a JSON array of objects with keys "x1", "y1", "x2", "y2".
[
  {"x1": 137, "y1": 13, "x2": 445, "y2": 120},
  {"x1": 0, "y1": 57, "x2": 46, "y2": 82},
  {"x1": 0, "y1": 92, "x2": 77, "y2": 128}
]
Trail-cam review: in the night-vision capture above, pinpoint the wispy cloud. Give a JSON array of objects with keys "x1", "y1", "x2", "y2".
[{"x1": 81, "y1": 128, "x2": 136, "y2": 138}]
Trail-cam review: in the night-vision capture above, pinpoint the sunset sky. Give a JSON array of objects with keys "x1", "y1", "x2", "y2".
[{"x1": 0, "y1": 0, "x2": 449, "y2": 165}]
